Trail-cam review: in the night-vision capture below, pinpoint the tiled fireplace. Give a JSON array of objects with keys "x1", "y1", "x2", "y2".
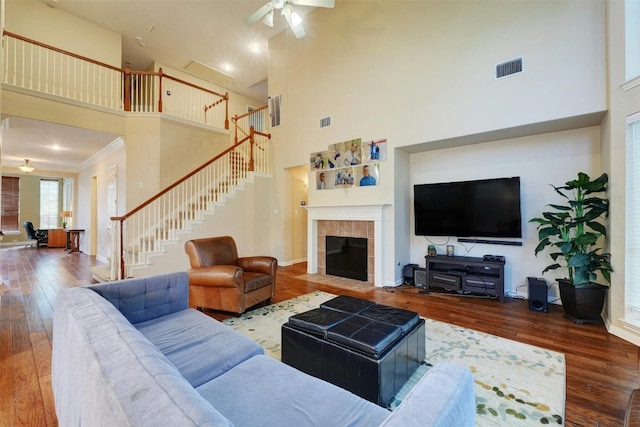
[{"x1": 305, "y1": 205, "x2": 386, "y2": 287}]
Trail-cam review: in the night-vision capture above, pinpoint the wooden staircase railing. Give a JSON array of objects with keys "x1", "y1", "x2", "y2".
[
  {"x1": 109, "y1": 107, "x2": 271, "y2": 280},
  {"x1": 3, "y1": 31, "x2": 229, "y2": 129}
]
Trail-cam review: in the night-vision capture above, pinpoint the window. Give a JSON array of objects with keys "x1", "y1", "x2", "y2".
[
  {"x1": 626, "y1": 112, "x2": 640, "y2": 326},
  {"x1": 1, "y1": 176, "x2": 20, "y2": 232},
  {"x1": 40, "y1": 179, "x2": 60, "y2": 229},
  {"x1": 626, "y1": 0, "x2": 640, "y2": 81}
]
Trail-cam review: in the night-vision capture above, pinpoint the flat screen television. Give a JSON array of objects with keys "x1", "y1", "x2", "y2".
[{"x1": 414, "y1": 177, "x2": 522, "y2": 238}]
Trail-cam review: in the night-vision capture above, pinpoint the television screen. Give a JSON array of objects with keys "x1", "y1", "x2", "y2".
[{"x1": 414, "y1": 177, "x2": 522, "y2": 238}]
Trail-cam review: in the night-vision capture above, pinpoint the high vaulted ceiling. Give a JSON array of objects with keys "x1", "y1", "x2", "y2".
[{"x1": 2, "y1": 0, "x2": 320, "y2": 173}]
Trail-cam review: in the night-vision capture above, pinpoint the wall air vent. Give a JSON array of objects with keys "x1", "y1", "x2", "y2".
[
  {"x1": 269, "y1": 95, "x2": 281, "y2": 128},
  {"x1": 495, "y1": 57, "x2": 523, "y2": 79},
  {"x1": 320, "y1": 116, "x2": 331, "y2": 128}
]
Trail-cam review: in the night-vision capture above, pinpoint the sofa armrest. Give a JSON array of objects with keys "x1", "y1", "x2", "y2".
[
  {"x1": 238, "y1": 256, "x2": 277, "y2": 276},
  {"x1": 380, "y1": 362, "x2": 475, "y2": 427},
  {"x1": 86, "y1": 272, "x2": 189, "y2": 324}
]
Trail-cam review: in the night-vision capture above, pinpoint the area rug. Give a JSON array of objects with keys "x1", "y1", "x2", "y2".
[{"x1": 222, "y1": 291, "x2": 566, "y2": 426}]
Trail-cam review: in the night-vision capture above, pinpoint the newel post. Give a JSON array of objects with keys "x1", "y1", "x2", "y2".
[
  {"x1": 158, "y1": 67, "x2": 164, "y2": 113},
  {"x1": 224, "y1": 92, "x2": 229, "y2": 130},
  {"x1": 249, "y1": 127, "x2": 255, "y2": 172},
  {"x1": 233, "y1": 114, "x2": 239, "y2": 144},
  {"x1": 123, "y1": 67, "x2": 131, "y2": 112}
]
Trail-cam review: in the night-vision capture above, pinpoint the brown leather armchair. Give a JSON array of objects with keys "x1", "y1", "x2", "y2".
[{"x1": 184, "y1": 236, "x2": 277, "y2": 314}]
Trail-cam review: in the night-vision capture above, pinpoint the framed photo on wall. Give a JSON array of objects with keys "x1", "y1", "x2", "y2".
[
  {"x1": 363, "y1": 138, "x2": 387, "y2": 163},
  {"x1": 334, "y1": 167, "x2": 356, "y2": 188},
  {"x1": 357, "y1": 163, "x2": 379, "y2": 187},
  {"x1": 316, "y1": 170, "x2": 334, "y2": 190},
  {"x1": 310, "y1": 151, "x2": 328, "y2": 170}
]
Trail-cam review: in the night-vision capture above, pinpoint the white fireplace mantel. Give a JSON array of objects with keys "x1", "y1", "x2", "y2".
[{"x1": 305, "y1": 204, "x2": 387, "y2": 287}]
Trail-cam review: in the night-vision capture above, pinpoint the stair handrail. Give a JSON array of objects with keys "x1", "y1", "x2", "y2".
[
  {"x1": 3, "y1": 30, "x2": 229, "y2": 129},
  {"x1": 110, "y1": 120, "x2": 270, "y2": 279}
]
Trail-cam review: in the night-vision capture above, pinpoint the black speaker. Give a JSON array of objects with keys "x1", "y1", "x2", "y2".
[
  {"x1": 414, "y1": 268, "x2": 427, "y2": 289},
  {"x1": 403, "y1": 264, "x2": 418, "y2": 285},
  {"x1": 527, "y1": 277, "x2": 548, "y2": 313}
]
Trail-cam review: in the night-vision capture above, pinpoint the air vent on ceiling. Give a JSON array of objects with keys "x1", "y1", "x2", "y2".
[
  {"x1": 320, "y1": 116, "x2": 331, "y2": 128},
  {"x1": 495, "y1": 57, "x2": 523, "y2": 79},
  {"x1": 184, "y1": 60, "x2": 235, "y2": 86}
]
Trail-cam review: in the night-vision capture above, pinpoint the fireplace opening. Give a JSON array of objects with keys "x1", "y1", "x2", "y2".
[{"x1": 326, "y1": 236, "x2": 368, "y2": 281}]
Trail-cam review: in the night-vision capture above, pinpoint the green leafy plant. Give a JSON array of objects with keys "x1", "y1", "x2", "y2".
[{"x1": 529, "y1": 172, "x2": 612, "y2": 286}]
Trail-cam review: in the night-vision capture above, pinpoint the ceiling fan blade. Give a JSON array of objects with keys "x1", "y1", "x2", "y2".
[
  {"x1": 245, "y1": 2, "x2": 275, "y2": 25},
  {"x1": 290, "y1": 0, "x2": 335, "y2": 8}
]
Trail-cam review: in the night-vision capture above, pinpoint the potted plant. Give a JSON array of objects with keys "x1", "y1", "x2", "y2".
[{"x1": 529, "y1": 172, "x2": 613, "y2": 324}]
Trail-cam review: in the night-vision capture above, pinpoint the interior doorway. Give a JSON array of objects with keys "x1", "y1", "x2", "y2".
[
  {"x1": 90, "y1": 176, "x2": 98, "y2": 256},
  {"x1": 287, "y1": 165, "x2": 309, "y2": 264}
]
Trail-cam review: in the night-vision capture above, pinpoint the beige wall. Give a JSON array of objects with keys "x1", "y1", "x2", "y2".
[
  {"x1": 267, "y1": 0, "x2": 607, "y2": 284},
  {"x1": 159, "y1": 119, "x2": 229, "y2": 189},
  {"x1": 5, "y1": 1, "x2": 121, "y2": 67}
]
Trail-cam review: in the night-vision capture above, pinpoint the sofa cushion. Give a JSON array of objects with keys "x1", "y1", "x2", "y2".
[
  {"x1": 379, "y1": 362, "x2": 476, "y2": 427},
  {"x1": 196, "y1": 355, "x2": 390, "y2": 427},
  {"x1": 53, "y1": 287, "x2": 232, "y2": 427},
  {"x1": 87, "y1": 272, "x2": 189, "y2": 324},
  {"x1": 135, "y1": 308, "x2": 263, "y2": 387}
]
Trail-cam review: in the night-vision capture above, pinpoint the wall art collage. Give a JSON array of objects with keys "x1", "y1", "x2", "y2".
[{"x1": 310, "y1": 138, "x2": 387, "y2": 190}]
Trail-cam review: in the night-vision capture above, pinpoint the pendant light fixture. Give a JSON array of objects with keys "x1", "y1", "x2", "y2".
[{"x1": 18, "y1": 159, "x2": 36, "y2": 173}]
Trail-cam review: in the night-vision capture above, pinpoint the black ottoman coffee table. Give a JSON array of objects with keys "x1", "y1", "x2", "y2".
[{"x1": 281, "y1": 295, "x2": 425, "y2": 407}]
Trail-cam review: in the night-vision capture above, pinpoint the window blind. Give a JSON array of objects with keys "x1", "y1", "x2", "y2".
[
  {"x1": 40, "y1": 179, "x2": 60, "y2": 229},
  {"x1": 1, "y1": 176, "x2": 20, "y2": 232},
  {"x1": 626, "y1": 112, "x2": 640, "y2": 326}
]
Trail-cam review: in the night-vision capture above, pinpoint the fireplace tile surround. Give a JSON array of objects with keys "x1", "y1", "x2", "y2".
[
  {"x1": 305, "y1": 205, "x2": 386, "y2": 287},
  {"x1": 318, "y1": 221, "x2": 374, "y2": 283}
]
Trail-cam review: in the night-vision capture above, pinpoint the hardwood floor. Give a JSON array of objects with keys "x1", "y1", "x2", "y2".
[{"x1": 0, "y1": 247, "x2": 637, "y2": 426}]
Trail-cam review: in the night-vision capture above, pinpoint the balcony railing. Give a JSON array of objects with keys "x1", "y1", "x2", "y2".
[
  {"x1": 2, "y1": 31, "x2": 272, "y2": 279},
  {"x1": 2, "y1": 31, "x2": 229, "y2": 129}
]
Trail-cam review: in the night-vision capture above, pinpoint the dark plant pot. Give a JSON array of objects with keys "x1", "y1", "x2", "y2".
[{"x1": 558, "y1": 279, "x2": 608, "y2": 325}]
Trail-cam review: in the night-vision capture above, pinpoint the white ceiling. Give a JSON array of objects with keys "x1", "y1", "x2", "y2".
[{"x1": 2, "y1": 0, "x2": 318, "y2": 173}]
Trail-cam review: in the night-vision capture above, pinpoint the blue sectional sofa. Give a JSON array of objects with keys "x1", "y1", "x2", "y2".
[{"x1": 52, "y1": 272, "x2": 475, "y2": 427}]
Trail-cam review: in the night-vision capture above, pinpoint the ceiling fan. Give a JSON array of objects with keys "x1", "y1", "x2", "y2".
[{"x1": 245, "y1": 0, "x2": 335, "y2": 39}]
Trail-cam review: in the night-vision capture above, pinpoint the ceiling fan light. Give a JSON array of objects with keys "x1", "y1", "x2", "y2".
[
  {"x1": 290, "y1": 11, "x2": 302, "y2": 27},
  {"x1": 262, "y1": 10, "x2": 274, "y2": 27},
  {"x1": 18, "y1": 159, "x2": 36, "y2": 173}
]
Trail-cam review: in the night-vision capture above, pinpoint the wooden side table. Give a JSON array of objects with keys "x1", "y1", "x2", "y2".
[{"x1": 65, "y1": 229, "x2": 85, "y2": 253}]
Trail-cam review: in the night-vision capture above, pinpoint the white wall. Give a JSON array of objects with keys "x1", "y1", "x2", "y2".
[{"x1": 409, "y1": 126, "x2": 602, "y2": 300}]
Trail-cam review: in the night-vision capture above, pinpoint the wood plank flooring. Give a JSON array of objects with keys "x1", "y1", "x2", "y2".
[{"x1": 0, "y1": 247, "x2": 637, "y2": 426}]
